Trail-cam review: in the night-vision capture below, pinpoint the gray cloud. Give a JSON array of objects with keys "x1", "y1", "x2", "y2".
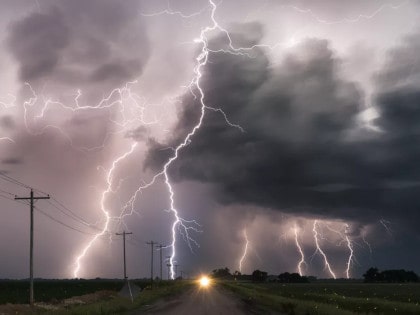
[
  {"x1": 0, "y1": 116, "x2": 15, "y2": 130},
  {"x1": 1, "y1": 158, "x2": 23, "y2": 165},
  {"x1": 7, "y1": 0, "x2": 150, "y2": 102},
  {"x1": 146, "y1": 24, "x2": 420, "y2": 232},
  {"x1": 125, "y1": 126, "x2": 148, "y2": 142}
]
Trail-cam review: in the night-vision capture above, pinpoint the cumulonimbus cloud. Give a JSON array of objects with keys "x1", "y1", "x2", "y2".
[{"x1": 146, "y1": 23, "x2": 420, "y2": 233}]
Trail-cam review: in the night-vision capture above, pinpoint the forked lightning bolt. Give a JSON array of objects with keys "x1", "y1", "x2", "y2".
[
  {"x1": 293, "y1": 225, "x2": 306, "y2": 276},
  {"x1": 324, "y1": 222, "x2": 356, "y2": 278},
  {"x1": 74, "y1": 144, "x2": 137, "y2": 277},
  {"x1": 1, "y1": 0, "x2": 406, "y2": 279},
  {"x1": 239, "y1": 229, "x2": 249, "y2": 273},
  {"x1": 312, "y1": 220, "x2": 337, "y2": 279},
  {"x1": 344, "y1": 224, "x2": 354, "y2": 279}
]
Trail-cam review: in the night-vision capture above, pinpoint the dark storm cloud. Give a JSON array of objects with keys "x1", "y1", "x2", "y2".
[
  {"x1": 7, "y1": 0, "x2": 150, "y2": 99},
  {"x1": 1, "y1": 158, "x2": 23, "y2": 165},
  {"x1": 7, "y1": 7, "x2": 69, "y2": 82},
  {"x1": 146, "y1": 24, "x2": 420, "y2": 229},
  {"x1": 375, "y1": 32, "x2": 420, "y2": 91}
]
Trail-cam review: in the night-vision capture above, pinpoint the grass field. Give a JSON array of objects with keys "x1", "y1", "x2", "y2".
[
  {"x1": 222, "y1": 281, "x2": 420, "y2": 315},
  {"x1": 46, "y1": 280, "x2": 193, "y2": 315},
  {"x1": 0, "y1": 279, "x2": 126, "y2": 304},
  {"x1": 0, "y1": 279, "x2": 193, "y2": 314}
]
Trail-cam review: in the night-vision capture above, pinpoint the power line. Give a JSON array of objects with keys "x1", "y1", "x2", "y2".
[
  {"x1": 50, "y1": 198, "x2": 93, "y2": 226},
  {"x1": 46, "y1": 200, "x2": 101, "y2": 231},
  {"x1": 0, "y1": 187, "x2": 15, "y2": 196},
  {"x1": 0, "y1": 191, "x2": 108, "y2": 237},
  {"x1": 0, "y1": 173, "x2": 48, "y2": 196},
  {"x1": 0, "y1": 173, "x2": 106, "y2": 233},
  {"x1": 0, "y1": 173, "x2": 30, "y2": 189},
  {"x1": 0, "y1": 194, "x2": 30, "y2": 208},
  {"x1": 34, "y1": 206, "x2": 100, "y2": 236}
]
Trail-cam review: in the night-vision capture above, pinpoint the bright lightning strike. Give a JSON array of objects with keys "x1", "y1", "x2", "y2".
[
  {"x1": 239, "y1": 229, "x2": 249, "y2": 273},
  {"x1": 73, "y1": 143, "x2": 137, "y2": 278},
  {"x1": 141, "y1": 0, "x2": 246, "y2": 279},
  {"x1": 325, "y1": 222, "x2": 356, "y2": 279},
  {"x1": 2, "y1": 0, "x2": 402, "y2": 280},
  {"x1": 344, "y1": 224, "x2": 354, "y2": 279},
  {"x1": 14, "y1": 80, "x2": 158, "y2": 153},
  {"x1": 293, "y1": 225, "x2": 306, "y2": 276},
  {"x1": 312, "y1": 220, "x2": 337, "y2": 279}
]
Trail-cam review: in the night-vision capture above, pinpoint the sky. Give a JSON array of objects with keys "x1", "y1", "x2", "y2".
[{"x1": 1, "y1": 0, "x2": 420, "y2": 280}]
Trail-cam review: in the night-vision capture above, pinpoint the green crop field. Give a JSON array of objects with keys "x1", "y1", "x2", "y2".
[
  {"x1": 0, "y1": 279, "x2": 193, "y2": 314},
  {"x1": 0, "y1": 279, "x2": 169, "y2": 304},
  {"x1": 222, "y1": 281, "x2": 420, "y2": 315}
]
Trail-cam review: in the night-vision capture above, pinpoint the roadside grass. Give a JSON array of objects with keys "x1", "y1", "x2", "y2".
[
  {"x1": 46, "y1": 280, "x2": 193, "y2": 315},
  {"x1": 222, "y1": 281, "x2": 420, "y2": 315},
  {"x1": 0, "y1": 280, "x2": 125, "y2": 304}
]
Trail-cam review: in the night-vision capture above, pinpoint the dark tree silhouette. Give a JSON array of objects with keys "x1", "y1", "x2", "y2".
[
  {"x1": 212, "y1": 267, "x2": 232, "y2": 279},
  {"x1": 252, "y1": 269, "x2": 268, "y2": 282},
  {"x1": 363, "y1": 267, "x2": 419, "y2": 283},
  {"x1": 363, "y1": 267, "x2": 381, "y2": 283},
  {"x1": 278, "y1": 272, "x2": 309, "y2": 283}
]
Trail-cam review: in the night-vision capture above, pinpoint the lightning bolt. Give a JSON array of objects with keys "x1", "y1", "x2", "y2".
[
  {"x1": 20, "y1": 81, "x2": 157, "y2": 153},
  {"x1": 379, "y1": 219, "x2": 393, "y2": 236},
  {"x1": 277, "y1": 1, "x2": 409, "y2": 25},
  {"x1": 138, "y1": 0, "x2": 248, "y2": 279},
  {"x1": 0, "y1": 94, "x2": 17, "y2": 143},
  {"x1": 324, "y1": 222, "x2": 356, "y2": 279},
  {"x1": 2, "y1": 0, "x2": 407, "y2": 280},
  {"x1": 239, "y1": 229, "x2": 249, "y2": 273},
  {"x1": 344, "y1": 224, "x2": 354, "y2": 279},
  {"x1": 312, "y1": 220, "x2": 337, "y2": 279},
  {"x1": 73, "y1": 143, "x2": 137, "y2": 278},
  {"x1": 293, "y1": 225, "x2": 306, "y2": 276}
]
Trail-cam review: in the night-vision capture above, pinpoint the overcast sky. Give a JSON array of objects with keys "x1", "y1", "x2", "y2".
[{"x1": 1, "y1": 0, "x2": 420, "y2": 280}]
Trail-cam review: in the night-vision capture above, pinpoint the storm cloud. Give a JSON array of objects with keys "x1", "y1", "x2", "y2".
[
  {"x1": 147, "y1": 24, "x2": 420, "y2": 231},
  {"x1": 1, "y1": 1, "x2": 420, "y2": 279},
  {"x1": 7, "y1": 0, "x2": 150, "y2": 102}
]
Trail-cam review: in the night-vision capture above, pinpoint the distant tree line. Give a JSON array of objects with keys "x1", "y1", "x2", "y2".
[
  {"x1": 211, "y1": 268, "x2": 311, "y2": 283},
  {"x1": 277, "y1": 272, "x2": 309, "y2": 283},
  {"x1": 212, "y1": 267, "x2": 233, "y2": 279},
  {"x1": 363, "y1": 267, "x2": 419, "y2": 283}
]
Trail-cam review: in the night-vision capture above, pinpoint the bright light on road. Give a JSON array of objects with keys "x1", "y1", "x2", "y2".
[{"x1": 199, "y1": 276, "x2": 211, "y2": 287}]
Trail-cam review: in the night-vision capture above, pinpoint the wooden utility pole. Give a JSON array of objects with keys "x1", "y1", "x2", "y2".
[
  {"x1": 115, "y1": 231, "x2": 132, "y2": 279},
  {"x1": 15, "y1": 189, "x2": 50, "y2": 307},
  {"x1": 156, "y1": 244, "x2": 165, "y2": 281},
  {"x1": 146, "y1": 241, "x2": 156, "y2": 288},
  {"x1": 174, "y1": 264, "x2": 179, "y2": 279},
  {"x1": 166, "y1": 256, "x2": 171, "y2": 280}
]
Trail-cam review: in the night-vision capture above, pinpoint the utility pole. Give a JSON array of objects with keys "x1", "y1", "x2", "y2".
[
  {"x1": 156, "y1": 244, "x2": 165, "y2": 281},
  {"x1": 174, "y1": 264, "x2": 179, "y2": 279},
  {"x1": 166, "y1": 256, "x2": 171, "y2": 280},
  {"x1": 15, "y1": 189, "x2": 50, "y2": 307},
  {"x1": 146, "y1": 241, "x2": 156, "y2": 288},
  {"x1": 115, "y1": 231, "x2": 132, "y2": 280}
]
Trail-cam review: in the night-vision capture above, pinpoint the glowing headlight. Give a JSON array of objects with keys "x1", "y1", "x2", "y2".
[{"x1": 199, "y1": 276, "x2": 210, "y2": 287}]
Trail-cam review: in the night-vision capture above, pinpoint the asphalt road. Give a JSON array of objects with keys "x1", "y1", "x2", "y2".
[{"x1": 137, "y1": 284, "x2": 252, "y2": 315}]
